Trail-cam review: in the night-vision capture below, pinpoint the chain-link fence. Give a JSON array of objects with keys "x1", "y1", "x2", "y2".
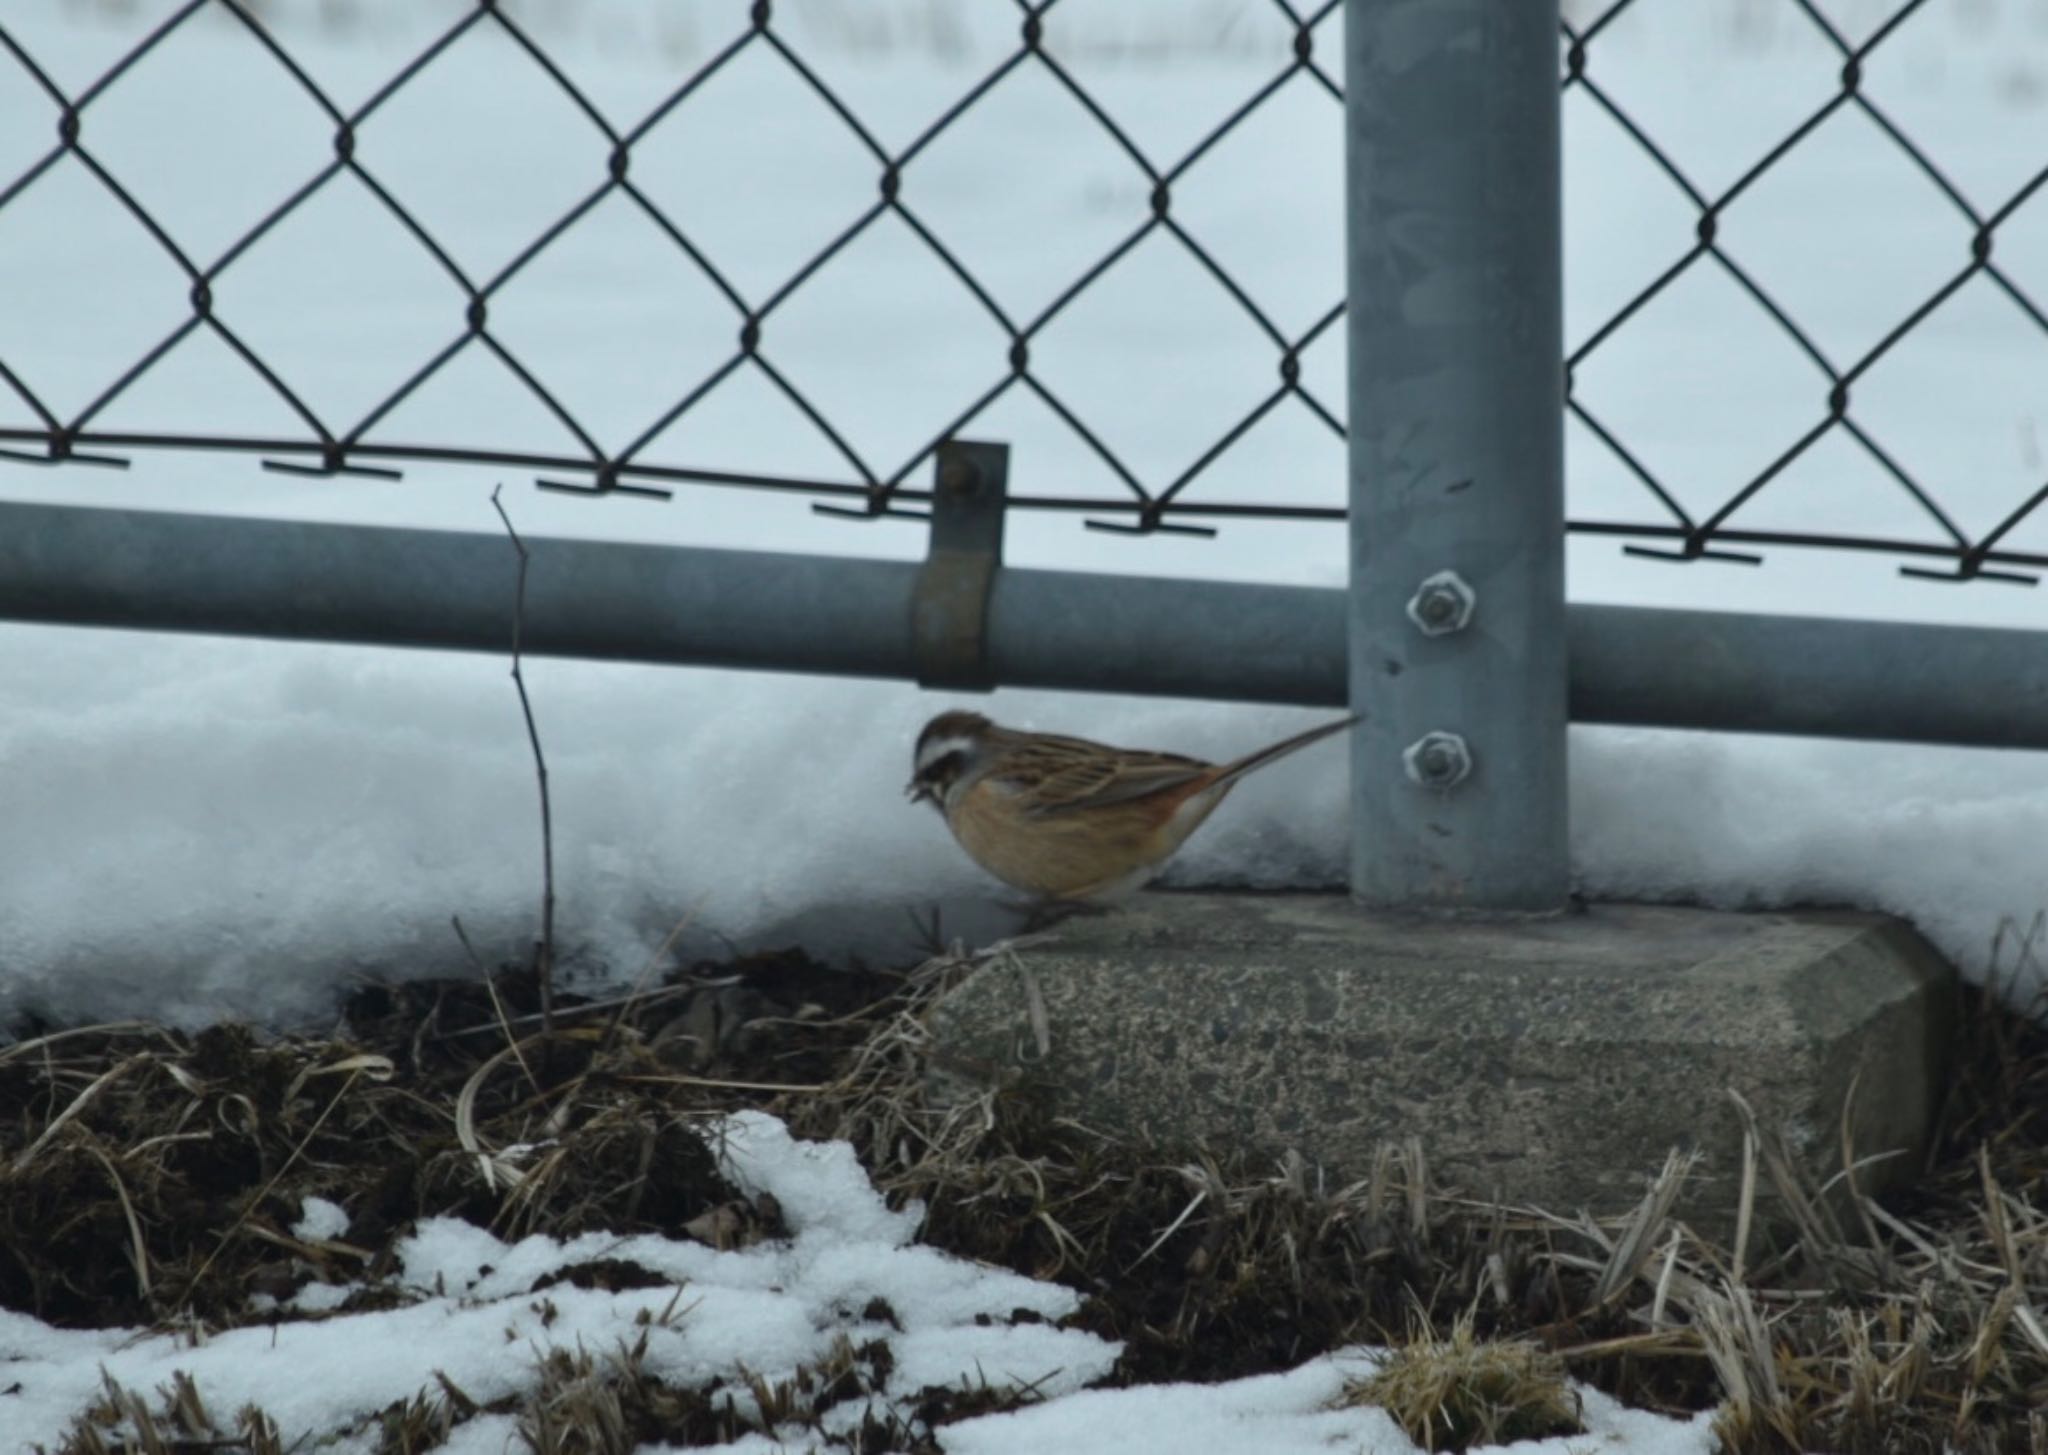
[
  {"x1": 3, "y1": 0, "x2": 2039, "y2": 575},
  {"x1": 0, "y1": 0, "x2": 1349, "y2": 534},
  {"x1": 1563, "y1": 0, "x2": 2048, "y2": 583}
]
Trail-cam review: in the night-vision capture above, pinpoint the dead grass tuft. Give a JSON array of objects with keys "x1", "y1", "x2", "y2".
[
  {"x1": 515, "y1": 1324, "x2": 916, "y2": 1454},
  {"x1": 1340, "y1": 1305, "x2": 1581, "y2": 1452},
  {"x1": 49, "y1": 1369, "x2": 282, "y2": 1455}
]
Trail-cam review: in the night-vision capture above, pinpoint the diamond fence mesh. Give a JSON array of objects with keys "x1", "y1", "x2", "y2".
[
  {"x1": 1563, "y1": 0, "x2": 2048, "y2": 584},
  {"x1": 0, "y1": 0, "x2": 2043, "y2": 576}
]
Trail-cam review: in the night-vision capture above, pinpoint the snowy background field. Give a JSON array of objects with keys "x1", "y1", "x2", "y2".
[{"x1": 0, "y1": 0, "x2": 2045, "y2": 1027}]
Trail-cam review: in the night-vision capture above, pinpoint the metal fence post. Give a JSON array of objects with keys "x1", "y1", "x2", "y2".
[{"x1": 1345, "y1": 0, "x2": 1569, "y2": 912}]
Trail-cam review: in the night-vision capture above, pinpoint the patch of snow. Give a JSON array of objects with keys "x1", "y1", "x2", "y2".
[
  {"x1": 0, "y1": 1113, "x2": 1116, "y2": 1453},
  {"x1": 292, "y1": 1194, "x2": 352, "y2": 1242}
]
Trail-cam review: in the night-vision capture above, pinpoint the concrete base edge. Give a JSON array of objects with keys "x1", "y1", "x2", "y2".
[{"x1": 923, "y1": 895, "x2": 1957, "y2": 1229}]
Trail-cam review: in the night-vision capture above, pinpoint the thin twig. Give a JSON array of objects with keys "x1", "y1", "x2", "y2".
[{"x1": 490, "y1": 484, "x2": 556, "y2": 1057}]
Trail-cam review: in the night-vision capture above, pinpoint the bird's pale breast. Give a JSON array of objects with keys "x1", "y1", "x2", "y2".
[{"x1": 945, "y1": 776, "x2": 1229, "y2": 899}]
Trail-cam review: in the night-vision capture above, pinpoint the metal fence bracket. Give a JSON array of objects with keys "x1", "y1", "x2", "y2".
[{"x1": 912, "y1": 439, "x2": 1009, "y2": 690}]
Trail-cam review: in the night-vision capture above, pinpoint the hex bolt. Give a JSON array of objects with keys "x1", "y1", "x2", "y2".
[
  {"x1": 1402, "y1": 730, "x2": 1473, "y2": 790},
  {"x1": 1405, "y1": 569, "x2": 1476, "y2": 637}
]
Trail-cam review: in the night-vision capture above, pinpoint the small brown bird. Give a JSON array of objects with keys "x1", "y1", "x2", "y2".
[{"x1": 906, "y1": 710, "x2": 1359, "y2": 901}]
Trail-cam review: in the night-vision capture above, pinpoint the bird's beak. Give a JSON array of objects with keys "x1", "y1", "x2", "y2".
[{"x1": 905, "y1": 779, "x2": 931, "y2": 805}]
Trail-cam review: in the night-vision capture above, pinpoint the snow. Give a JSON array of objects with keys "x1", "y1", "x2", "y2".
[
  {"x1": 7, "y1": 623, "x2": 2045, "y2": 1031},
  {"x1": 935, "y1": 1357, "x2": 1720, "y2": 1455},
  {"x1": 436, "y1": 1417, "x2": 527, "y2": 1455},
  {"x1": 292, "y1": 1194, "x2": 352, "y2": 1242},
  {"x1": 1, "y1": 0, "x2": 2045, "y2": 1445},
  {"x1": 0, "y1": 1110, "x2": 1123, "y2": 1452},
  {"x1": 709, "y1": 1110, "x2": 925, "y2": 1251},
  {"x1": 0, "y1": 1109, "x2": 1712, "y2": 1454}
]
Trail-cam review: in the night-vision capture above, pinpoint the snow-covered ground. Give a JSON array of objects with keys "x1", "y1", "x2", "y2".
[
  {"x1": 2, "y1": 1108, "x2": 1717, "y2": 1455},
  {"x1": 3, "y1": 1, "x2": 2045, "y2": 1449}
]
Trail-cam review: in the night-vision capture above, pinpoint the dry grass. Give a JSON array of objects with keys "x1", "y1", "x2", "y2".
[
  {"x1": 53, "y1": 1370, "x2": 283, "y2": 1455},
  {"x1": 6, "y1": 922, "x2": 2048, "y2": 1453},
  {"x1": 0, "y1": 948, "x2": 901, "y2": 1326},
  {"x1": 509, "y1": 1324, "x2": 912, "y2": 1455},
  {"x1": 783, "y1": 925, "x2": 2048, "y2": 1453},
  {"x1": 1340, "y1": 1305, "x2": 1581, "y2": 1452}
]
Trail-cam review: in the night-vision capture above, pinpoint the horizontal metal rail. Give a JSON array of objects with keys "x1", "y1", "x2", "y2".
[{"x1": 2, "y1": 500, "x2": 2044, "y2": 751}]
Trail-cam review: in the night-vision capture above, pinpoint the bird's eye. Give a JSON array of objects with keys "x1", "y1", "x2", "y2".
[{"x1": 925, "y1": 749, "x2": 966, "y2": 784}]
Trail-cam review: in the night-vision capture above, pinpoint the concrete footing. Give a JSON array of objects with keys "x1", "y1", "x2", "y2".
[{"x1": 924, "y1": 896, "x2": 1956, "y2": 1222}]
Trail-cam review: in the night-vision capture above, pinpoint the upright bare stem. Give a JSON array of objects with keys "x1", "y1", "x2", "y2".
[{"x1": 490, "y1": 485, "x2": 555, "y2": 1052}]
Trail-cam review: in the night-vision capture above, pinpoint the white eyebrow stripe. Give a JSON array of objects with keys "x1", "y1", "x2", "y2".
[{"x1": 915, "y1": 736, "x2": 976, "y2": 774}]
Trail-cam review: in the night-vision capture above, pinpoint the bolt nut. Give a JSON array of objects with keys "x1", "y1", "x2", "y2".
[
  {"x1": 1405, "y1": 570, "x2": 1476, "y2": 637},
  {"x1": 1402, "y1": 731, "x2": 1473, "y2": 790}
]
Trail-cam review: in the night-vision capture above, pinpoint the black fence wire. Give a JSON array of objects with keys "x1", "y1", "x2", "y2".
[
  {"x1": 0, "y1": 0, "x2": 2044, "y2": 579},
  {"x1": 1562, "y1": 0, "x2": 2048, "y2": 584}
]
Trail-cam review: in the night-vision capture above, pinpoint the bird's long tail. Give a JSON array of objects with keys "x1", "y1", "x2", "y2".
[{"x1": 1209, "y1": 714, "x2": 1361, "y2": 792}]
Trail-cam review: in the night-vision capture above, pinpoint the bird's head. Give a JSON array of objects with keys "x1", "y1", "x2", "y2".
[{"x1": 907, "y1": 709, "x2": 995, "y2": 810}]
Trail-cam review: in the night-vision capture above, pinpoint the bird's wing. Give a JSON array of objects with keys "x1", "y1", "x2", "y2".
[{"x1": 990, "y1": 738, "x2": 1216, "y2": 817}]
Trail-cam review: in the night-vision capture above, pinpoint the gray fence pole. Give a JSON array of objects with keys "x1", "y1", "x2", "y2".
[{"x1": 1345, "y1": 0, "x2": 1569, "y2": 912}]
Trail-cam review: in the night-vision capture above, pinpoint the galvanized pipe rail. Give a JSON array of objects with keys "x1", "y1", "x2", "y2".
[{"x1": 3, "y1": 497, "x2": 2045, "y2": 753}]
